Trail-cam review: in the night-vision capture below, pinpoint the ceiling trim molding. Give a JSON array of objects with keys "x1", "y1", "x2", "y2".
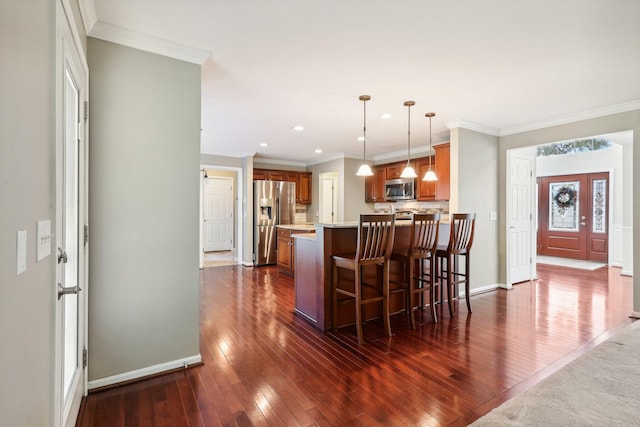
[
  {"x1": 306, "y1": 153, "x2": 347, "y2": 166},
  {"x1": 254, "y1": 157, "x2": 307, "y2": 168},
  {"x1": 373, "y1": 145, "x2": 432, "y2": 163},
  {"x1": 77, "y1": 0, "x2": 97, "y2": 35},
  {"x1": 500, "y1": 100, "x2": 640, "y2": 136},
  {"x1": 446, "y1": 120, "x2": 500, "y2": 136},
  {"x1": 89, "y1": 21, "x2": 211, "y2": 65},
  {"x1": 202, "y1": 150, "x2": 256, "y2": 159}
]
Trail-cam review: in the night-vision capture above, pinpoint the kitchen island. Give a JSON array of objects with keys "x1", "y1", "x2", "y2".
[{"x1": 293, "y1": 221, "x2": 450, "y2": 331}]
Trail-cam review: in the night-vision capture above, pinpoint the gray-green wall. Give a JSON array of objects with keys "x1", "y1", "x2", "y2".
[
  {"x1": 0, "y1": 1, "x2": 55, "y2": 425},
  {"x1": 87, "y1": 38, "x2": 201, "y2": 383},
  {"x1": 451, "y1": 128, "x2": 500, "y2": 290}
]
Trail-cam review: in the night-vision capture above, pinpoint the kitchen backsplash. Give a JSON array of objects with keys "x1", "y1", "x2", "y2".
[
  {"x1": 374, "y1": 200, "x2": 449, "y2": 214},
  {"x1": 295, "y1": 205, "x2": 308, "y2": 224}
]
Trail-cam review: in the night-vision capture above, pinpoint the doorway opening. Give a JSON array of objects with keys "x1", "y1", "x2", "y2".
[
  {"x1": 319, "y1": 171, "x2": 339, "y2": 224},
  {"x1": 199, "y1": 166, "x2": 242, "y2": 268},
  {"x1": 506, "y1": 130, "x2": 632, "y2": 285}
]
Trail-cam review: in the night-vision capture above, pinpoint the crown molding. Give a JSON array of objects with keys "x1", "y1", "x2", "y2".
[
  {"x1": 77, "y1": 0, "x2": 97, "y2": 35},
  {"x1": 500, "y1": 100, "x2": 640, "y2": 136},
  {"x1": 372, "y1": 145, "x2": 432, "y2": 163},
  {"x1": 306, "y1": 153, "x2": 347, "y2": 166},
  {"x1": 253, "y1": 157, "x2": 307, "y2": 168},
  {"x1": 445, "y1": 120, "x2": 500, "y2": 136},
  {"x1": 89, "y1": 21, "x2": 210, "y2": 65}
]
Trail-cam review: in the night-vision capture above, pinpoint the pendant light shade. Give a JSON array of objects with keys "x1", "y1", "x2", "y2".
[
  {"x1": 400, "y1": 100, "x2": 417, "y2": 179},
  {"x1": 356, "y1": 95, "x2": 374, "y2": 177},
  {"x1": 422, "y1": 112, "x2": 438, "y2": 182}
]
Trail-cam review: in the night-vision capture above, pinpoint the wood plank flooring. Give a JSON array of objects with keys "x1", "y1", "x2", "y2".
[{"x1": 77, "y1": 264, "x2": 634, "y2": 426}]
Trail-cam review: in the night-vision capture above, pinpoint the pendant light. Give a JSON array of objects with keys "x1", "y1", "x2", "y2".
[
  {"x1": 400, "y1": 100, "x2": 417, "y2": 178},
  {"x1": 422, "y1": 112, "x2": 438, "y2": 181},
  {"x1": 356, "y1": 95, "x2": 374, "y2": 176}
]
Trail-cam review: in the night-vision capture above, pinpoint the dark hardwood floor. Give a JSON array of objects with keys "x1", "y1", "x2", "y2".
[{"x1": 77, "y1": 264, "x2": 634, "y2": 426}]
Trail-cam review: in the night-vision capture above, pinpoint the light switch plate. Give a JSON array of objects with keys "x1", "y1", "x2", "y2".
[
  {"x1": 17, "y1": 230, "x2": 27, "y2": 275},
  {"x1": 36, "y1": 220, "x2": 52, "y2": 261},
  {"x1": 490, "y1": 211, "x2": 497, "y2": 221}
]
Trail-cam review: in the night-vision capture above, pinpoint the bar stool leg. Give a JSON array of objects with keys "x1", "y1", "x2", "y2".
[
  {"x1": 408, "y1": 257, "x2": 416, "y2": 329},
  {"x1": 354, "y1": 265, "x2": 364, "y2": 345},
  {"x1": 465, "y1": 254, "x2": 472, "y2": 313},
  {"x1": 428, "y1": 257, "x2": 437, "y2": 323},
  {"x1": 382, "y1": 262, "x2": 392, "y2": 337},
  {"x1": 447, "y1": 253, "x2": 455, "y2": 317},
  {"x1": 332, "y1": 262, "x2": 338, "y2": 331}
]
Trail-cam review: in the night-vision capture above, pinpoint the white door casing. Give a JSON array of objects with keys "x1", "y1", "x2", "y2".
[
  {"x1": 203, "y1": 177, "x2": 234, "y2": 252},
  {"x1": 508, "y1": 153, "x2": 535, "y2": 285},
  {"x1": 55, "y1": 3, "x2": 88, "y2": 426},
  {"x1": 320, "y1": 176, "x2": 338, "y2": 223}
]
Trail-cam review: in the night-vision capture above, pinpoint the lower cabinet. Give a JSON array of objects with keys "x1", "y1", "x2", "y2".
[
  {"x1": 293, "y1": 234, "x2": 320, "y2": 326},
  {"x1": 277, "y1": 227, "x2": 314, "y2": 276}
]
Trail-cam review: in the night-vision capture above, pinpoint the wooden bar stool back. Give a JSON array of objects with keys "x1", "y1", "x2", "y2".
[
  {"x1": 391, "y1": 213, "x2": 440, "y2": 328},
  {"x1": 436, "y1": 213, "x2": 476, "y2": 317},
  {"x1": 332, "y1": 214, "x2": 396, "y2": 345}
]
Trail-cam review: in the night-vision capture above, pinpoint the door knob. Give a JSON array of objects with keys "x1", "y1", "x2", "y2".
[
  {"x1": 58, "y1": 283, "x2": 81, "y2": 300},
  {"x1": 580, "y1": 222, "x2": 586, "y2": 226},
  {"x1": 57, "y1": 248, "x2": 68, "y2": 264}
]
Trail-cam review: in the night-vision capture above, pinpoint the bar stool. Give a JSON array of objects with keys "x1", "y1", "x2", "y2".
[
  {"x1": 332, "y1": 214, "x2": 395, "y2": 345},
  {"x1": 435, "y1": 213, "x2": 476, "y2": 317},
  {"x1": 390, "y1": 213, "x2": 440, "y2": 329}
]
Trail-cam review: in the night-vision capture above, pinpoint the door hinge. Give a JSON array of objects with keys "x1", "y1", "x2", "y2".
[
  {"x1": 83, "y1": 347, "x2": 88, "y2": 369},
  {"x1": 84, "y1": 225, "x2": 89, "y2": 246},
  {"x1": 84, "y1": 101, "x2": 89, "y2": 122}
]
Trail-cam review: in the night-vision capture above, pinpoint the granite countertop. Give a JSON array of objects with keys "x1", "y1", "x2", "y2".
[
  {"x1": 277, "y1": 224, "x2": 316, "y2": 231},
  {"x1": 292, "y1": 233, "x2": 316, "y2": 240}
]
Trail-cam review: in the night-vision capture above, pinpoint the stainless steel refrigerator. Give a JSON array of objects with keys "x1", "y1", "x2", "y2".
[{"x1": 253, "y1": 180, "x2": 296, "y2": 266}]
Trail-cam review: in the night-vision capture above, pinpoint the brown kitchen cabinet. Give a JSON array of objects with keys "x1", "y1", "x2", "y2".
[
  {"x1": 254, "y1": 169, "x2": 312, "y2": 204},
  {"x1": 385, "y1": 163, "x2": 403, "y2": 180},
  {"x1": 434, "y1": 143, "x2": 450, "y2": 200},
  {"x1": 416, "y1": 156, "x2": 436, "y2": 200},
  {"x1": 253, "y1": 169, "x2": 284, "y2": 181},
  {"x1": 277, "y1": 227, "x2": 314, "y2": 276},
  {"x1": 297, "y1": 172, "x2": 312, "y2": 204},
  {"x1": 364, "y1": 166, "x2": 386, "y2": 203}
]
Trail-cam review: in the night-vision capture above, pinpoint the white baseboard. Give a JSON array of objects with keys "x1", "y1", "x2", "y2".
[
  {"x1": 88, "y1": 354, "x2": 202, "y2": 390},
  {"x1": 629, "y1": 311, "x2": 640, "y2": 319},
  {"x1": 242, "y1": 261, "x2": 253, "y2": 267},
  {"x1": 621, "y1": 269, "x2": 633, "y2": 276},
  {"x1": 459, "y1": 283, "x2": 504, "y2": 297}
]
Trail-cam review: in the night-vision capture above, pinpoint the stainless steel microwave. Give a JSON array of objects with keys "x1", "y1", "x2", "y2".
[{"x1": 385, "y1": 178, "x2": 415, "y2": 201}]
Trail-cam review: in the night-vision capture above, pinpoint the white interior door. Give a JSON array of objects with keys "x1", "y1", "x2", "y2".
[
  {"x1": 320, "y1": 172, "x2": 339, "y2": 224},
  {"x1": 508, "y1": 153, "x2": 535, "y2": 284},
  {"x1": 55, "y1": 12, "x2": 87, "y2": 427},
  {"x1": 203, "y1": 177, "x2": 234, "y2": 251}
]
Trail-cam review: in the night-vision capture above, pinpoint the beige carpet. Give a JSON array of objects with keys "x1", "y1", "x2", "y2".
[{"x1": 471, "y1": 320, "x2": 640, "y2": 426}]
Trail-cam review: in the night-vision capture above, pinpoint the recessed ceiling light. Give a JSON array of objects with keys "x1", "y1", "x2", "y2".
[
  {"x1": 292, "y1": 125, "x2": 304, "y2": 131},
  {"x1": 259, "y1": 142, "x2": 268, "y2": 147},
  {"x1": 315, "y1": 149, "x2": 322, "y2": 153},
  {"x1": 381, "y1": 113, "x2": 392, "y2": 119}
]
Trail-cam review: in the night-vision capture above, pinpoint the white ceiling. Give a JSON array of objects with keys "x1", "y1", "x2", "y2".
[{"x1": 85, "y1": 0, "x2": 640, "y2": 165}]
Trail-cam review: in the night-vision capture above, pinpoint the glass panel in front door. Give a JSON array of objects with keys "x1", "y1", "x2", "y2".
[{"x1": 548, "y1": 181, "x2": 579, "y2": 231}]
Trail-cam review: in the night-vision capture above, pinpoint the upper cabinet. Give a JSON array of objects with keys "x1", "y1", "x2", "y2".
[
  {"x1": 297, "y1": 172, "x2": 312, "y2": 204},
  {"x1": 254, "y1": 169, "x2": 312, "y2": 204},
  {"x1": 434, "y1": 143, "x2": 450, "y2": 201},
  {"x1": 364, "y1": 144, "x2": 450, "y2": 202},
  {"x1": 416, "y1": 157, "x2": 436, "y2": 201},
  {"x1": 364, "y1": 166, "x2": 386, "y2": 203},
  {"x1": 385, "y1": 163, "x2": 403, "y2": 180}
]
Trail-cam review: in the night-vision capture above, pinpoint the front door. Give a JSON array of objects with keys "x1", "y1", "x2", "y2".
[
  {"x1": 55, "y1": 7, "x2": 87, "y2": 426},
  {"x1": 203, "y1": 176, "x2": 234, "y2": 252},
  {"x1": 537, "y1": 173, "x2": 609, "y2": 262}
]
